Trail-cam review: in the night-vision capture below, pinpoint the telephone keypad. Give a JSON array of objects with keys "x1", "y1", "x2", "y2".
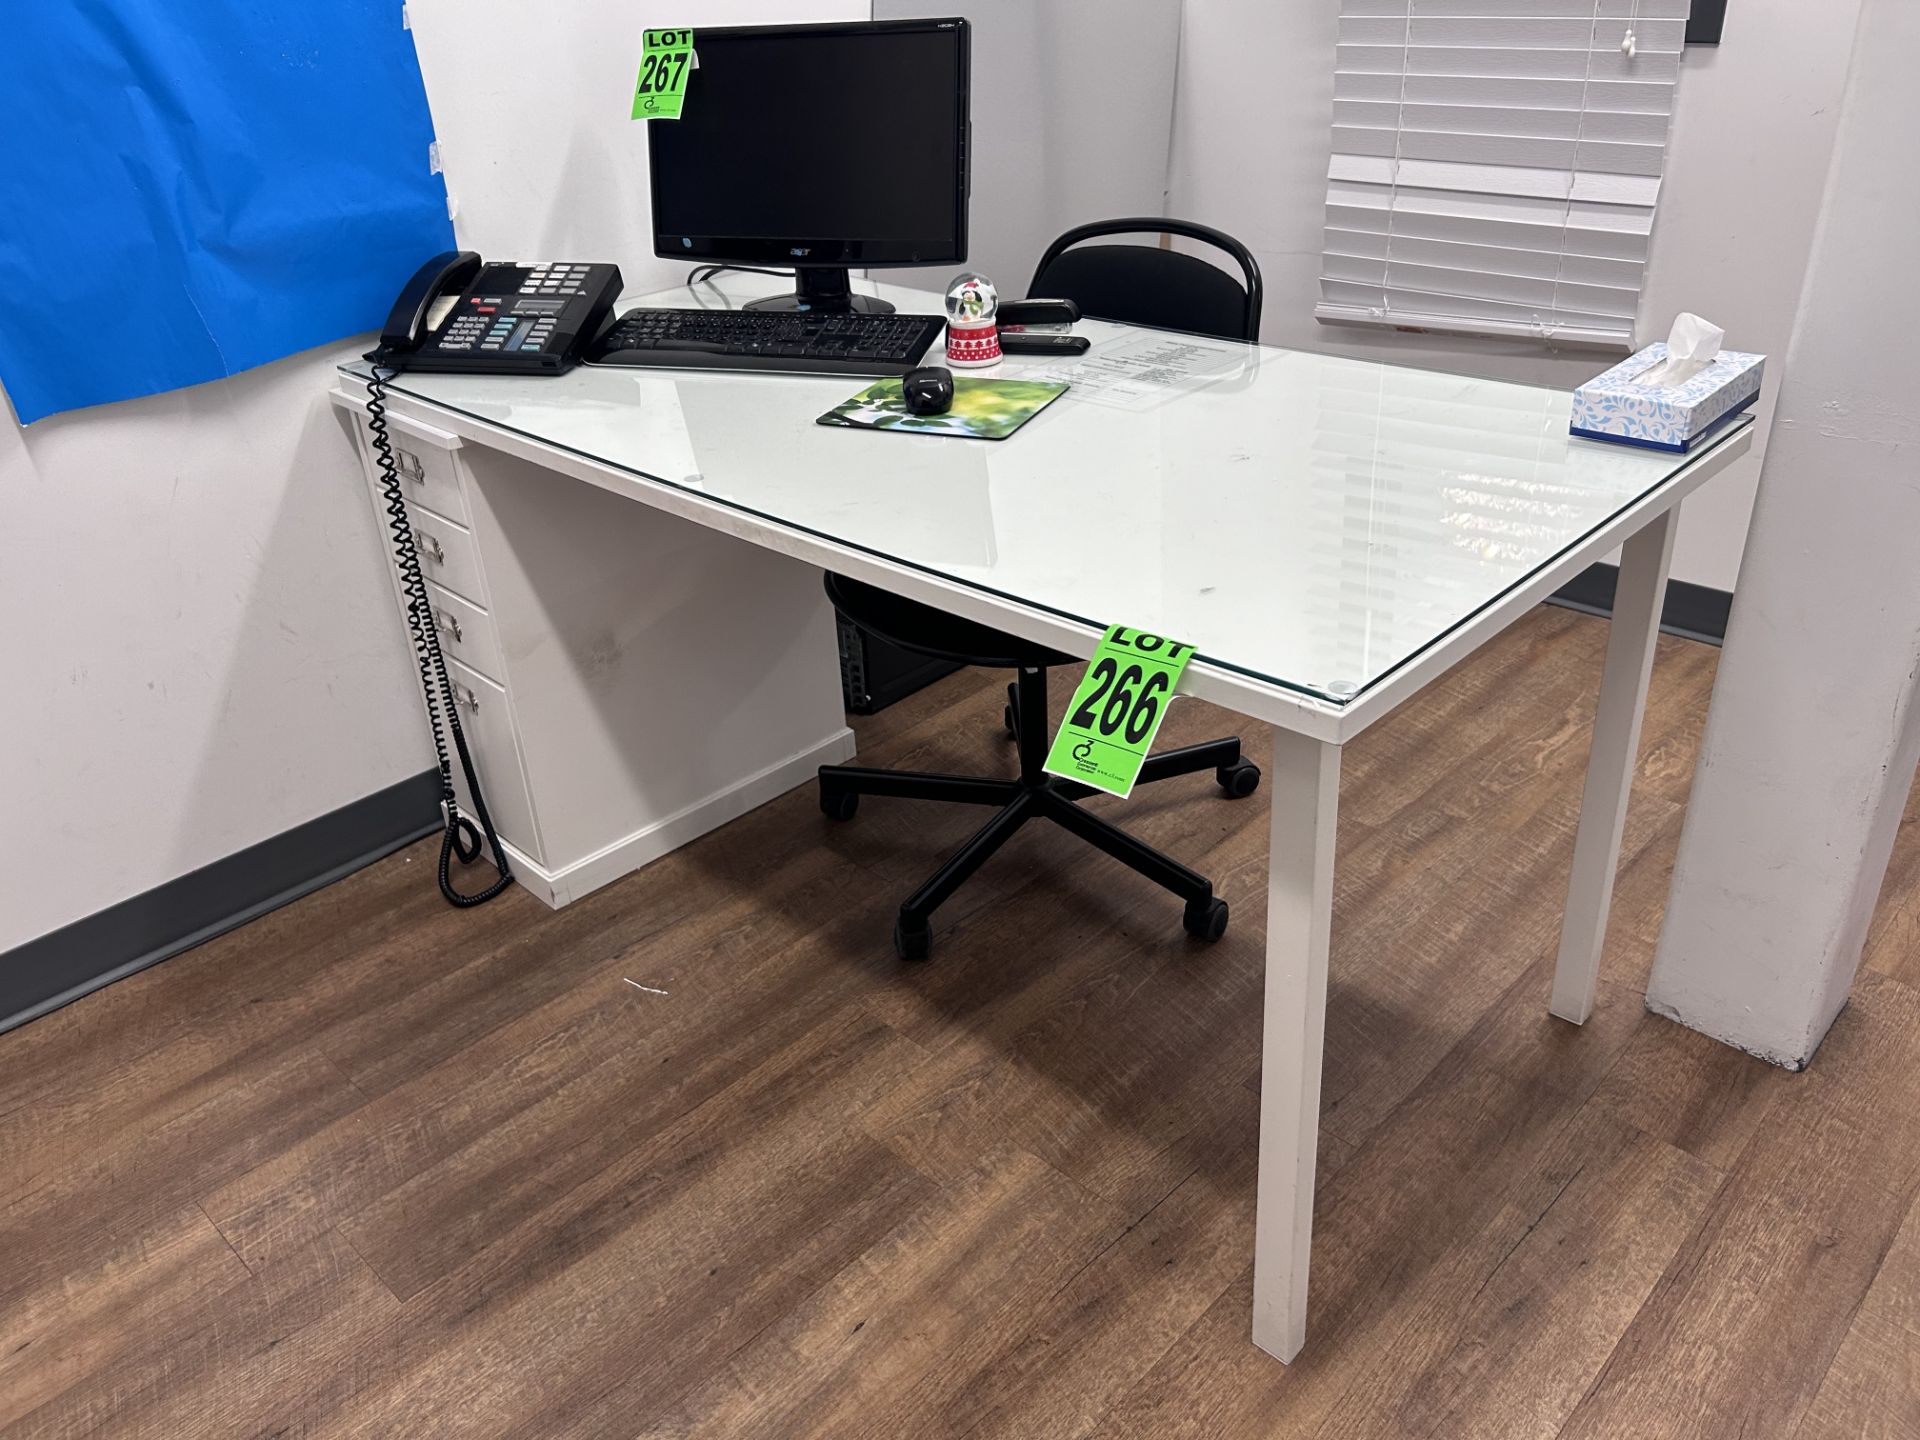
[
  {"x1": 439, "y1": 306, "x2": 488, "y2": 351},
  {"x1": 440, "y1": 289, "x2": 565, "y2": 353},
  {"x1": 527, "y1": 263, "x2": 589, "y2": 297}
]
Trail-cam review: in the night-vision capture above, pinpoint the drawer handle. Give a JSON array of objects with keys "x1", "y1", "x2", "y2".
[
  {"x1": 396, "y1": 448, "x2": 426, "y2": 483},
  {"x1": 416, "y1": 531, "x2": 445, "y2": 564},
  {"x1": 454, "y1": 683, "x2": 480, "y2": 713},
  {"x1": 435, "y1": 608, "x2": 464, "y2": 642}
]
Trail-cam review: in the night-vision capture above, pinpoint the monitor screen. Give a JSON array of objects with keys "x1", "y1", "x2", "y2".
[{"x1": 648, "y1": 20, "x2": 969, "y2": 270}]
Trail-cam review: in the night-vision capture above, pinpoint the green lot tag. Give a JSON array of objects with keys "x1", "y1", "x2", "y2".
[
  {"x1": 1044, "y1": 626, "x2": 1195, "y2": 799},
  {"x1": 632, "y1": 28, "x2": 694, "y2": 119}
]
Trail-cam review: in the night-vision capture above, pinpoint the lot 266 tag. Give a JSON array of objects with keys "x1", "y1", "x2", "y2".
[{"x1": 1043, "y1": 626, "x2": 1195, "y2": 799}]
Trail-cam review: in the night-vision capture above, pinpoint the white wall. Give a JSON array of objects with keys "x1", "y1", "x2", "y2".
[
  {"x1": 0, "y1": 348, "x2": 428, "y2": 953},
  {"x1": 1165, "y1": 0, "x2": 1863, "y2": 593},
  {"x1": 876, "y1": 0, "x2": 1182, "y2": 297}
]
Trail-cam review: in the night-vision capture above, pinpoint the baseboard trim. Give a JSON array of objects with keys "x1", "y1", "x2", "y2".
[
  {"x1": 0, "y1": 770, "x2": 442, "y2": 1035},
  {"x1": 506, "y1": 726, "x2": 860, "y2": 908},
  {"x1": 1548, "y1": 561, "x2": 1731, "y2": 645}
]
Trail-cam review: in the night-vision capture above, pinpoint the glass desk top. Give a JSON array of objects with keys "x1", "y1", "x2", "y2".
[{"x1": 344, "y1": 275, "x2": 1749, "y2": 706}]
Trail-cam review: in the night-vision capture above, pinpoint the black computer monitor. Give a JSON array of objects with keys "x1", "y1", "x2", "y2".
[{"x1": 647, "y1": 18, "x2": 970, "y2": 314}]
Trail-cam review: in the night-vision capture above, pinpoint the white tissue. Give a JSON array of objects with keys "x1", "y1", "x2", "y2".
[{"x1": 1632, "y1": 312, "x2": 1725, "y2": 388}]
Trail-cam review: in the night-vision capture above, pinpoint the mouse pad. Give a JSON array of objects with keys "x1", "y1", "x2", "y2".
[{"x1": 818, "y1": 376, "x2": 1069, "y2": 441}]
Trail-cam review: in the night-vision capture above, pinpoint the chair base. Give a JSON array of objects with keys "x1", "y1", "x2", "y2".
[{"x1": 821, "y1": 666, "x2": 1259, "y2": 960}]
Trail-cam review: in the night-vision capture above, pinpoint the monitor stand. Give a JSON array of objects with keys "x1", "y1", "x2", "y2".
[{"x1": 745, "y1": 266, "x2": 895, "y2": 315}]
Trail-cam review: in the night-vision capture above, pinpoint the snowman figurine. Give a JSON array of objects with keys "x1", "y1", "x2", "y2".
[{"x1": 944, "y1": 272, "x2": 1002, "y2": 369}]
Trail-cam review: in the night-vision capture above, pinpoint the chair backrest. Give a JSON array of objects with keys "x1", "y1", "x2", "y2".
[{"x1": 1028, "y1": 217, "x2": 1263, "y2": 343}]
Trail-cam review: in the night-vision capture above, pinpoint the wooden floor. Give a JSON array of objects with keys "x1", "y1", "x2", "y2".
[{"x1": 5, "y1": 606, "x2": 1919, "y2": 1439}]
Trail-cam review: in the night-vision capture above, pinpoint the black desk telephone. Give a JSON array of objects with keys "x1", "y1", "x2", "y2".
[
  {"x1": 363, "y1": 251, "x2": 619, "y2": 907},
  {"x1": 370, "y1": 250, "x2": 623, "y2": 374}
]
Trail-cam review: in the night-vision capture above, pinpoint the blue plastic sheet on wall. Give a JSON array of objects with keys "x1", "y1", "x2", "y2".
[{"x1": 0, "y1": 1, "x2": 454, "y2": 425}]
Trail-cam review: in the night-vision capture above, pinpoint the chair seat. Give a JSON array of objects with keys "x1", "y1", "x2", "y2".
[{"x1": 826, "y1": 573, "x2": 1077, "y2": 670}]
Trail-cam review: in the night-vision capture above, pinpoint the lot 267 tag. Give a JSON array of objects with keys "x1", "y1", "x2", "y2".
[{"x1": 632, "y1": 29, "x2": 694, "y2": 119}]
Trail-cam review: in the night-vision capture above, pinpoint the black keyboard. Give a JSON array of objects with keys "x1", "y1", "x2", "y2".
[{"x1": 588, "y1": 307, "x2": 945, "y2": 376}]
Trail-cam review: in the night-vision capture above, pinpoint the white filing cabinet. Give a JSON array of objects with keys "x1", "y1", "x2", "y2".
[{"x1": 330, "y1": 385, "x2": 856, "y2": 907}]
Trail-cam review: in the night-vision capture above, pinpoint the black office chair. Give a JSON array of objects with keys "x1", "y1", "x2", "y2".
[
  {"x1": 818, "y1": 219, "x2": 1265, "y2": 962},
  {"x1": 1029, "y1": 217, "x2": 1262, "y2": 341}
]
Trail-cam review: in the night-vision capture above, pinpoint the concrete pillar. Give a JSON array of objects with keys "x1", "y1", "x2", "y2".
[{"x1": 1645, "y1": 0, "x2": 1920, "y2": 1069}]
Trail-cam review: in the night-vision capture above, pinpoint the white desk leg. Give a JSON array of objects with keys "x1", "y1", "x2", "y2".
[
  {"x1": 1550, "y1": 508, "x2": 1677, "y2": 1024},
  {"x1": 1252, "y1": 728, "x2": 1341, "y2": 1363}
]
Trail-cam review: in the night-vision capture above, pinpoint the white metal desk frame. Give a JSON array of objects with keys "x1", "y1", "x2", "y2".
[{"x1": 340, "y1": 341, "x2": 1748, "y2": 1364}]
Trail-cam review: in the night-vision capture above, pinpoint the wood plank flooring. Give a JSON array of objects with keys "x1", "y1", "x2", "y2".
[{"x1": 4, "y1": 605, "x2": 1918, "y2": 1438}]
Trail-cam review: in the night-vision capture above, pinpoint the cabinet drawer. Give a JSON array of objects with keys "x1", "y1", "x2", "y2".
[
  {"x1": 385, "y1": 415, "x2": 468, "y2": 524},
  {"x1": 446, "y1": 657, "x2": 542, "y2": 866},
  {"x1": 427, "y1": 580, "x2": 503, "y2": 684},
  {"x1": 404, "y1": 502, "x2": 486, "y2": 606}
]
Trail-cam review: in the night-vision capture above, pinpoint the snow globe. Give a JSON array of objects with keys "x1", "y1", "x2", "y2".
[{"x1": 944, "y1": 272, "x2": 1001, "y2": 368}]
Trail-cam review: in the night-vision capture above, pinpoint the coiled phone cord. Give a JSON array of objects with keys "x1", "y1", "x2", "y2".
[{"x1": 365, "y1": 361, "x2": 514, "y2": 907}]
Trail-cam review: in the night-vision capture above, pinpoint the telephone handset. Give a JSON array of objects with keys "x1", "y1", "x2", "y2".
[
  {"x1": 369, "y1": 250, "x2": 624, "y2": 374},
  {"x1": 378, "y1": 250, "x2": 482, "y2": 357},
  {"x1": 362, "y1": 249, "x2": 618, "y2": 907}
]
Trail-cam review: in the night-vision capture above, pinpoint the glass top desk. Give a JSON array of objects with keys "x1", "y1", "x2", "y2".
[{"x1": 336, "y1": 273, "x2": 1753, "y2": 1363}]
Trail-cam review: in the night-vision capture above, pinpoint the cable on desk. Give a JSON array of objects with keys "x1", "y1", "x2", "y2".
[
  {"x1": 364, "y1": 361, "x2": 514, "y2": 908},
  {"x1": 685, "y1": 263, "x2": 797, "y2": 299}
]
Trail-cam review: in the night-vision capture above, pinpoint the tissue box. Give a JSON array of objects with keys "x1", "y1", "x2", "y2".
[{"x1": 1570, "y1": 344, "x2": 1765, "y2": 452}]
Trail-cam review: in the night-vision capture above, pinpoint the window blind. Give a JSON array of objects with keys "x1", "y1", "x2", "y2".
[{"x1": 1316, "y1": 0, "x2": 1688, "y2": 347}]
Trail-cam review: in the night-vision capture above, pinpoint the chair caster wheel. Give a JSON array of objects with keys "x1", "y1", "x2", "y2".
[
  {"x1": 1183, "y1": 897, "x2": 1229, "y2": 942},
  {"x1": 1217, "y1": 760, "x2": 1261, "y2": 799},
  {"x1": 820, "y1": 787, "x2": 858, "y2": 822},
  {"x1": 894, "y1": 916, "x2": 932, "y2": 962}
]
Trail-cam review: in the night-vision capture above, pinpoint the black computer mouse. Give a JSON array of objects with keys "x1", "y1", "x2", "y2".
[{"x1": 902, "y1": 365, "x2": 954, "y2": 416}]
